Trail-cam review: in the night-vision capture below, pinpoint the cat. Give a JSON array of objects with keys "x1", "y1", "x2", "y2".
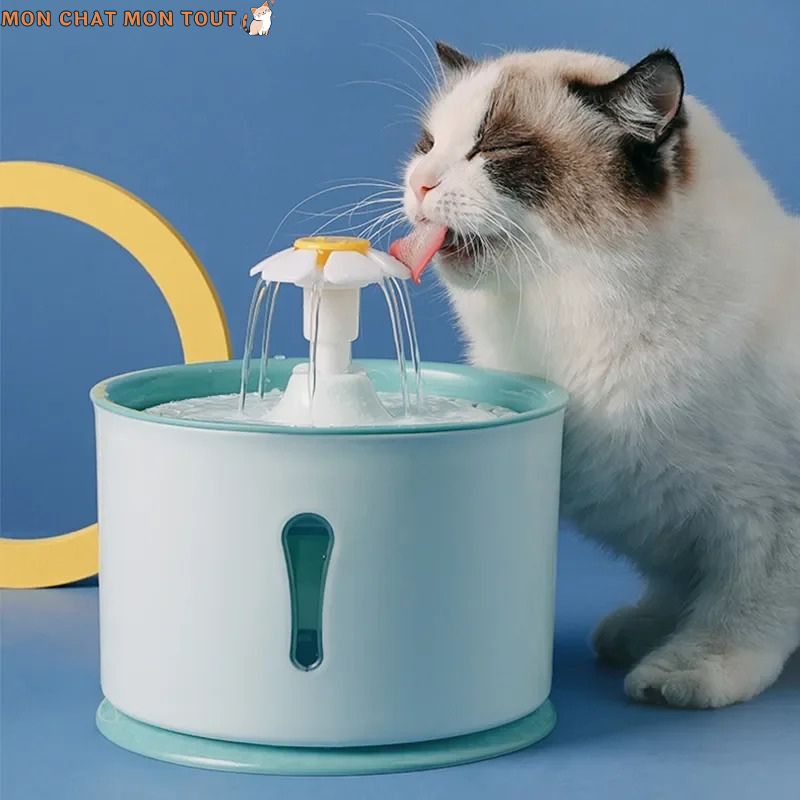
[
  {"x1": 243, "y1": 1, "x2": 273, "y2": 36},
  {"x1": 393, "y1": 42, "x2": 800, "y2": 708}
]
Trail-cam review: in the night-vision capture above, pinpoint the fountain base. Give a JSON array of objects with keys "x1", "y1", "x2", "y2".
[
  {"x1": 96, "y1": 698, "x2": 556, "y2": 776},
  {"x1": 91, "y1": 360, "x2": 567, "y2": 766},
  {"x1": 265, "y1": 363, "x2": 393, "y2": 426}
]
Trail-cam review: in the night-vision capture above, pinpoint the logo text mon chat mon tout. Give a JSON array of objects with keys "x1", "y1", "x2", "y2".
[{"x1": 2, "y1": 9, "x2": 243, "y2": 28}]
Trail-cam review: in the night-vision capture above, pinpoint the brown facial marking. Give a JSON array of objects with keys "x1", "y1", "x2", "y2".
[
  {"x1": 415, "y1": 129, "x2": 433, "y2": 155},
  {"x1": 568, "y1": 75, "x2": 692, "y2": 198},
  {"x1": 566, "y1": 50, "x2": 692, "y2": 198},
  {"x1": 478, "y1": 66, "x2": 628, "y2": 237},
  {"x1": 474, "y1": 62, "x2": 694, "y2": 244},
  {"x1": 476, "y1": 69, "x2": 561, "y2": 207}
]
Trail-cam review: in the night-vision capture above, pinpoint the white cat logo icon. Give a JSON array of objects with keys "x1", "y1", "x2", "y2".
[{"x1": 242, "y1": 1, "x2": 274, "y2": 36}]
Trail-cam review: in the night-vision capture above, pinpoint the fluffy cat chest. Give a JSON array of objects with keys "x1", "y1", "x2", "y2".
[
  {"x1": 558, "y1": 408, "x2": 700, "y2": 568},
  {"x1": 466, "y1": 310, "x2": 652, "y2": 412}
]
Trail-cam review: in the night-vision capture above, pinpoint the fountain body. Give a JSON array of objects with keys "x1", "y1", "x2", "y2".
[{"x1": 92, "y1": 239, "x2": 568, "y2": 774}]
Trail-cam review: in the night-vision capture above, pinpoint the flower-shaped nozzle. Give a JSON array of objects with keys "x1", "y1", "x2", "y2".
[{"x1": 250, "y1": 236, "x2": 409, "y2": 289}]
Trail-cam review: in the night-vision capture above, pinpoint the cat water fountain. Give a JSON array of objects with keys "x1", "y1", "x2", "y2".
[{"x1": 92, "y1": 236, "x2": 568, "y2": 775}]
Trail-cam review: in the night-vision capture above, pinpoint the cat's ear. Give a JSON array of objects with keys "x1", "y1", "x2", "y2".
[
  {"x1": 435, "y1": 41, "x2": 476, "y2": 75},
  {"x1": 572, "y1": 49, "x2": 684, "y2": 144}
]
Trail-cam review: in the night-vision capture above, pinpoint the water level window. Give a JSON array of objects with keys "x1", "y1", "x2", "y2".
[{"x1": 282, "y1": 513, "x2": 334, "y2": 671}]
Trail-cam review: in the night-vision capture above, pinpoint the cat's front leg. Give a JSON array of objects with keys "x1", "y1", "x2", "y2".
[
  {"x1": 625, "y1": 636, "x2": 791, "y2": 708},
  {"x1": 592, "y1": 579, "x2": 684, "y2": 667},
  {"x1": 624, "y1": 516, "x2": 800, "y2": 707}
]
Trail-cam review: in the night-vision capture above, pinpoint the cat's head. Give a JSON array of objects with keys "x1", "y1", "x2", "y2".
[
  {"x1": 399, "y1": 45, "x2": 690, "y2": 289},
  {"x1": 252, "y1": 3, "x2": 270, "y2": 19}
]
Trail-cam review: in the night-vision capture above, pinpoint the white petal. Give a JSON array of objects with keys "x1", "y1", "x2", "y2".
[
  {"x1": 250, "y1": 249, "x2": 317, "y2": 285},
  {"x1": 366, "y1": 249, "x2": 411, "y2": 280},
  {"x1": 324, "y1": 251, "x2": 383, "y2": 287}
]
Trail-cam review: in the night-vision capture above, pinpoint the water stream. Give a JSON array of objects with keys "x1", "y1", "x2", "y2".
[
  {"x1": 239, "y1": 279, "x2": 268, "y2": 411},
  {"x1": 307, "y1": 283, "x2": 323, "y2": 409},
  {"x1": 394, "y1": 277, "x2": 422, "y2": 408},
  {"x1": 238, "y1": 277, "x2": 423, "y2": 422},
  {"x1": 258, "y1": 282, "x2": 281, "y2": 398},
  {"x1": 379, "y1": 279, "x2": 409, "y2": 415}
]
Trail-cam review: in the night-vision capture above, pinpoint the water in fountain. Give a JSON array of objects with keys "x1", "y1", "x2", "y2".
[
  {"x1": 151, "y1": 277, "x2": 515, "y2": 427},
  {"x1": 150, "y1": 390, "x2": 514, "y2": 427},
  {"x1": 150, "y1": 240, "x2": 517, "y2": 428}
]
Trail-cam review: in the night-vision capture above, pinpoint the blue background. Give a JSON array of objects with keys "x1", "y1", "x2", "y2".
[
  {"x1": 2, "y1": 4, "x2": 800, "y2": 798},
  {"x1": 2, "y1": 0, "x2": 799, "y2": 538}
]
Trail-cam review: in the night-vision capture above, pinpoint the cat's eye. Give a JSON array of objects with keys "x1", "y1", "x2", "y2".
[
  {"x1": 483, "y1": 142, "x2": 530, "y2": 153},
  {"x1": 468, "y1": 140, "x2": 531, "y2": 159},
  {"x1": 416, "y1": 131, "x2": 434, "y2": 154}
]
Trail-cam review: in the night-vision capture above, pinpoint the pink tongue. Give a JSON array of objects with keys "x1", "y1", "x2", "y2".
[{"x1": 389, "y1": 222, "x2": 448, "y2": 284}]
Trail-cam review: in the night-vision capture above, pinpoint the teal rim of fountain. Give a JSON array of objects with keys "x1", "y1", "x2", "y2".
[
  {"x1": 96, "y1": 697, "x2": 556, "y2": 776},
  {"x1": 90, "y1": 359, "x2": 568, "y2": 436}
]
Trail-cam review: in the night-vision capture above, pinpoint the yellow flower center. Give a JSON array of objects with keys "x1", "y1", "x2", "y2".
[{"x1": 293, "y1": 236, "x2": 371, "y2": 267}]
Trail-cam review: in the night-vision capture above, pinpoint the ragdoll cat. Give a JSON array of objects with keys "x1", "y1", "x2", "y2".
[
  {"x1": 391, "y1": 43, "x2": 800, "y2": 708},
  {"x1": 244, "y1": 1, "x2": 272, "y2": 36}
]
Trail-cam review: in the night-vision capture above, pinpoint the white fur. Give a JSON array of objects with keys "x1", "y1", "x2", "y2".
[
  {"x1": 251, "y1": 5, "x2": 271, "y2": 35},
  {"x1": 402, "y1": 50, "x2": 800, "y2": 707}
]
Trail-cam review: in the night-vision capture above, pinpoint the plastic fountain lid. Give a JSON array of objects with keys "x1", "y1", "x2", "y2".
[{"x1": 250, "y1": 236, "x2": 409, "y2": 288}]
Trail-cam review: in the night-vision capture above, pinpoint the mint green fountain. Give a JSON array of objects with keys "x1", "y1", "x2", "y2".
[{"x1": 92, "y1": 237, "x2": 567, "y2": 775}]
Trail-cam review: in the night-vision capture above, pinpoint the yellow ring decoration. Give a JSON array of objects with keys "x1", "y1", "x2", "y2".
[{"x1": 0, "y1": 161, "x2": 232, "y2": 589}]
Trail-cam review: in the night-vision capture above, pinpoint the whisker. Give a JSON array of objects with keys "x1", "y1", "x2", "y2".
[
  {"x1": 310, "y1": 198, "x2": 401, "y2": 239},
  {"x1": 267, "y1": 182, "x2": 404, "y2": 250},
  {"x1": 479, "y1": 204, "x2": 556, "y2": 369},
  {"x1": 311, "y1": 206, "x2": 402, "y2": 239},
  {"x1": 381, "y1": 215, "x2": 408, "y2": 248},
  {"x1": 318, "y1": 176, "x2": 404, "y2": 189},
  {"x1": 357, "y1": 207, "x2": 403, "y2": 235},
  {"x1": 363, "y1": 41, "x2": 435, "y2": 95},
  {"x1": 383, "y1": 118, "x2": 422, "y2": 132},
  {"x1": 358, "y1": 208, "x2": 407, "y2": 243},
  {"x1": 339, "y1": 79, "x2": 426, "y2": 107},
  {"x1": 365, "y1": 216, "x2": 407, "y2": 245},
  {"x1": 295, "y1": 193, "x2": 403, "y2": 219},
  {"x1": 368, "y1": 13, "x2": 440, "y2": 84}
]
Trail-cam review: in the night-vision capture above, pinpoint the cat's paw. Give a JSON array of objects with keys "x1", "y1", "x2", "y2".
[
  {"x1": 592, "y1": 604, "x2": 673, "y2": 667},
  {"x1": 624, "y1": 644, "x2": 783, "y2": 708}
]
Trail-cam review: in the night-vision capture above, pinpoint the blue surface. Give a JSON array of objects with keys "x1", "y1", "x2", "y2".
[
  {"x1": 3, "y1": 527, "x2": 799, "y2": 799},
  {"x1": 2, "y1": 0, "x2": 799, "y2": 537}
]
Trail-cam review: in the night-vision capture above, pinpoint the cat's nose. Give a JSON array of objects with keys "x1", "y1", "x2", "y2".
[
  {"x1": 417, "y1": 183, "x2": 438, "y2": 199},
  {"x1": 410, "y1": 167, "x2": 441, "y2": 204}
]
